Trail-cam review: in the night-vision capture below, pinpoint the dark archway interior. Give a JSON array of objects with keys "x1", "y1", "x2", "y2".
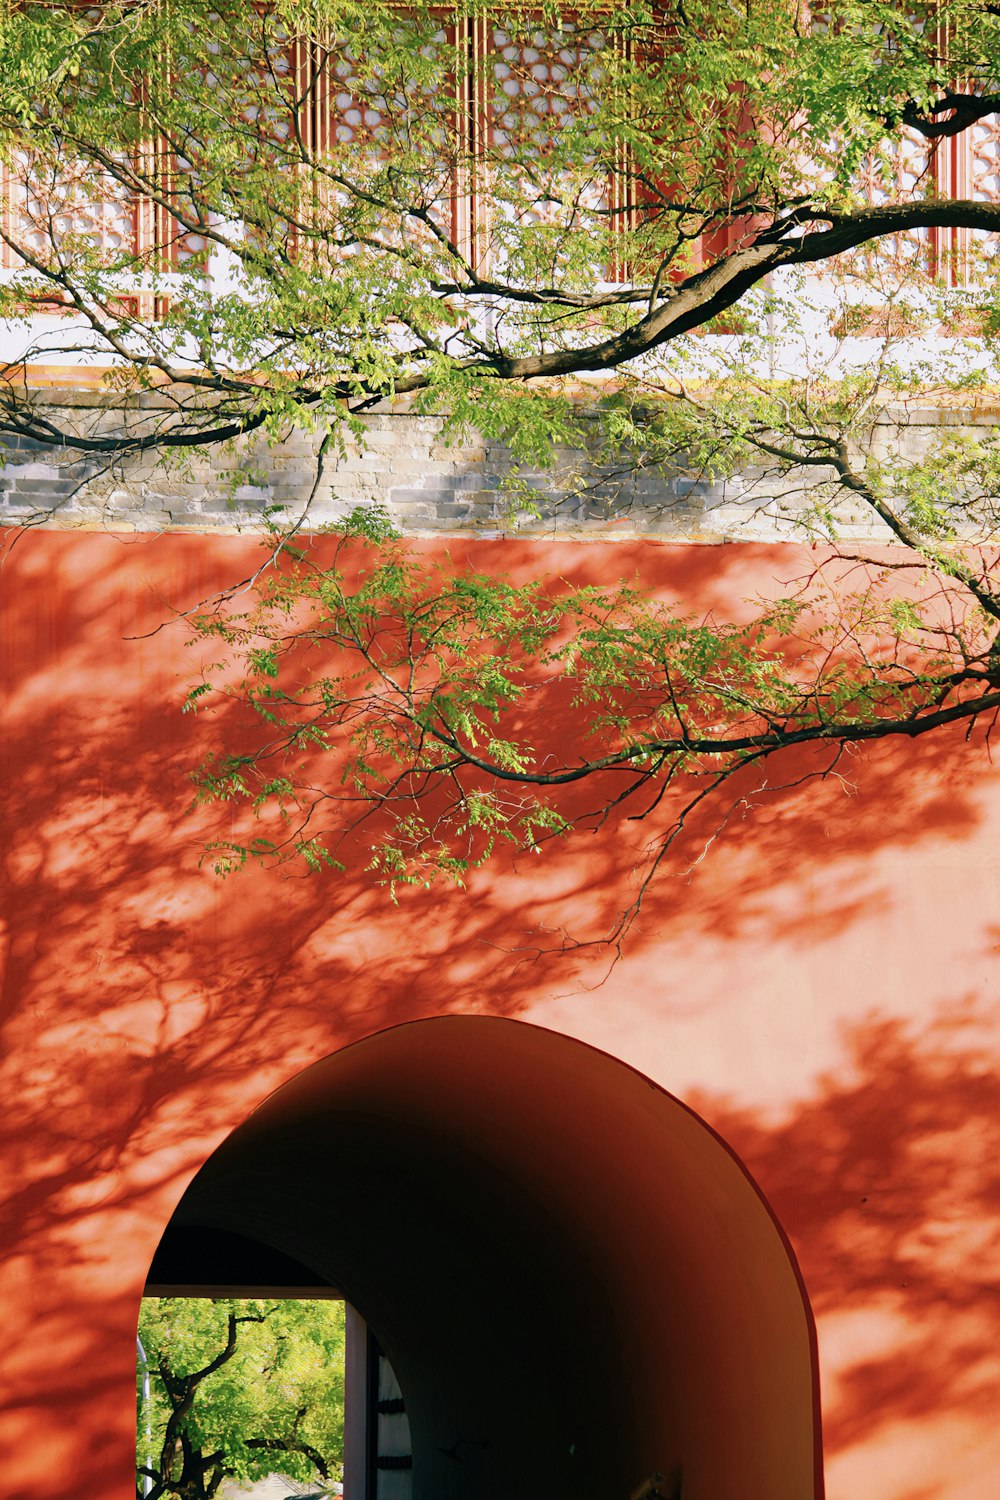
[
  {"x1": 148, "y1": 1224, "x2": 325, "y2": 1289},
  {"x1": 148, "y1": 1018, "x2": 821, "y2": 1500}
]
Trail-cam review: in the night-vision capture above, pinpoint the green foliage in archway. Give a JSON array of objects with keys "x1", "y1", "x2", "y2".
[{"x1": 136, "y1": 1298, "x2": 345, "y2": 1500}]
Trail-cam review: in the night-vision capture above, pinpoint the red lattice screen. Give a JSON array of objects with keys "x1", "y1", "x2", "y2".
[{"x1": 3, "y1": 12, "x2": 1000, "y2": 302}]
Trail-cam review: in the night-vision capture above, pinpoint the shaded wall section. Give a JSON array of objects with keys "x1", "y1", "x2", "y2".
[
  {"x1": 156, "y1": 1018, "x2": 820, "y2": 1500},
  {"x1": 0, "y1": 529, "x2": 998, "y2": 1500}
]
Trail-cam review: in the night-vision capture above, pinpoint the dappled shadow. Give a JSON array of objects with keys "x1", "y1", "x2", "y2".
[
  {"x1": 688, "y1": 999, "x2": 1000, "y2": 1458},
  {"x1": 1, "y1": 527, "x2": 999, "y2": 1499},
  {"x1": 1, "y1": 530, "x2": 996, "y2": 1230},
  {"x1": 161, "y1": 529, "x2": 993, "y2": 962}
]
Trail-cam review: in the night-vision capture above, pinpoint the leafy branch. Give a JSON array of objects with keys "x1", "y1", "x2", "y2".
[
  {"x1": 186, "y1": 467, "x2": 1000, "y2": 934},
  {"x1": 5, "y1": 2, "x2": 1000, "y2": 454}
]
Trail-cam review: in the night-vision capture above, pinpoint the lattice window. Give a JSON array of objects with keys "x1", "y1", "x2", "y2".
[
  {"x1": 0, "y1": 136, "x2": 212, "y2": 318},
  {"x1": 969, "y1": 114, "x2": 1000, "y2": 202},
  {"x1": 279, "y1": 18, "x2": 468, "y2": 270},
  {"x1": 319, "y1": 43, "x2": 390, "y2": 149},
  {"x1": 0, "y1": 151, "x2": 141, "y2": 273},
  {"x1": 166, "y1": 26, "x2": 301, "y2": 263},
  {"x1": 950, "y1": 113, "x2": 1000, "y2": 278},
  {"x1": 15, "y1": 8, "x2": 1000, "y2": 312},
  {"x1": 847, "y1": 127, "x2": 941, "y2": 275},
  {"x1": 848, "y1": 116, "x2": 1000, "y2": 285},
  {"x1": 0, "y1": 11, "x2": 631, "y2": 302},
  {"x1": 471, "y1": 13, "x2": 618, "y2": 278},
  {"x1": 484, "y1": 16, "x2": 604, "y2": 157},
  {"x1": 0, "y1": 148, "x2": 186, "y2": 327}
]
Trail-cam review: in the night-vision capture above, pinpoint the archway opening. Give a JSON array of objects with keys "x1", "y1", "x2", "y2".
[{"x1": 147, "y1": 1017, "x2": 821, "y2": 1500}]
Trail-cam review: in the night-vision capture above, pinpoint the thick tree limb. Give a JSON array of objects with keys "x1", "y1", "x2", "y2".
[
  {"x1": 8, "y1": 195, "x2": 1000, "y2": 458},
  {"x1": 900, "y1": 90, "x2": 1000, "y2": 139}
]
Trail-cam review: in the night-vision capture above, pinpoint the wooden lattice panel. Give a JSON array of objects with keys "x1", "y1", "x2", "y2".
[
  {"x1": 325, "y1": 44, "x2": 390, "y2": 147},
  {"x1": 473, "y1": 15, "x2": 616, "y2": 277},
  {"x1": 289, "y1": 23, "x2": 464, "y2": 257},
  {"x1": 1, "y1": 140, "x2": 207, "y2": 285},
  {"x1": 169, "y1": 29, "x2": 300, "y2": 263},
  {"x1": 485, "y1": 17, "x2": 604, "y2": 157},
  {"x1": 968, "y1": 114, "x2": 1000, "y2": 207},
  {"x1": 1, "y1": 150, "x2": 141, "y2": 274},
  {"x1": 850, "y1": 126, "x2": 939, "y2": 273},
  {"x1": 10, "y1": 11, "x2": 999, "y2": 307}
]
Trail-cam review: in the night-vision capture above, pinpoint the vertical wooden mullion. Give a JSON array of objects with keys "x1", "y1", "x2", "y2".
[
  {"x1": 935, "y1": 5, "x2": 959, "y2": 285},
  {"x1": 315, "y1": 33, "x2": 329, "y2": 258},
  {"x1": 290, "y1": 37, "x2": 305, "y2": 264},
  {"x1": 133, "y1": 85, "x2": 154, "y2": 319},
  {"x1": 943, "y1": 2, "x2": 973, "y2": 289},
  {"x1": 158, "y1": 154, "x2": 174, "y2": 276},
  {"x1": 316, "y1": 34, "x2": 330, "y2": 159},
  {"x1": 1, "y1": 156, "x2": 12, "y2": 271},
  {"x1": 948, "y1": 128, "x2": 966, "y2": 286},
  {"x1": 299, "y1": 27, "x2": 336, "y2": 265},
  {"x1": 0, "y1": 143, "x2": 23, "y2": 273},
  {"x1": 450, "y1": 12, "x2": 469, "y2": 265},
  {"x1": 141, "y1": 27, "x2": 180, "y2": 316},
  {"x1": 468, "y1": 11, "x2": 488, "y2": 273},
  {"x1": 928, "y1": 11, "x2": 944, "y2": 281},
  {"x1": 292, "y1": 34, "x2": 321, "y2": 264},
  {"x1": 610, "y1": 23, "x2": 632, "y2": 285}
]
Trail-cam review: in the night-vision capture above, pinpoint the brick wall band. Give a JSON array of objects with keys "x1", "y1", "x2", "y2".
[{"x1": 2, "y1": 392, "x2": 995, "y2": 542}]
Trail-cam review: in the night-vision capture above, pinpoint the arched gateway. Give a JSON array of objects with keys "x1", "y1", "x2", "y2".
[{"x1": 146, "y1": 1018, "x2": 821, "y2": 1500}]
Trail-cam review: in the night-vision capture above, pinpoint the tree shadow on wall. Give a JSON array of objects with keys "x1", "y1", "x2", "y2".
[
  {"x1": 479, "y1": 723, "x2": 989, "y2": 959},
  {"x1": 154, "y1": 527, "x2": 998, "y2": 968},
  {"x1": 1, "y1": 529, "x2": 996, "y2": 1093},
  {"x1": 688, "y1": 999, "x2": 1000, "y2": 1457},
  {"x1": 1, "y1": 528, "x2": 999, "y2": 1497},
  {"x1": 0, "y1": 528, "x2": 996, "y2": 1270}
]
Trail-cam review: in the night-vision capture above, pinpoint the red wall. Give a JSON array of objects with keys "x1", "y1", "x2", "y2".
[{"x1": 1, "y1": 530, "x2": 998, "y2": 1500}]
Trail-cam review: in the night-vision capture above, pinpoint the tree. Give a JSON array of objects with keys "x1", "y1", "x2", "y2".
[
  {"x1": 136, "y1": 1298, "x2": 345, "y2": 1500},
  {"x1": 5, "y1": 2, "x2": 1000, "y2": 928}
]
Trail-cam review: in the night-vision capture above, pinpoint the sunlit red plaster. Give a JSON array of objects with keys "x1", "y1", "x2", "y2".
[{"x1": 0, "y1": 530, "x2": 998, "y2": 1500}]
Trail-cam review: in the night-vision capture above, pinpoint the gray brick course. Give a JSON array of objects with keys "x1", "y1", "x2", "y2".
[{"x1": 2, "y1": 395, "x2": 999, "y2": 541}]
